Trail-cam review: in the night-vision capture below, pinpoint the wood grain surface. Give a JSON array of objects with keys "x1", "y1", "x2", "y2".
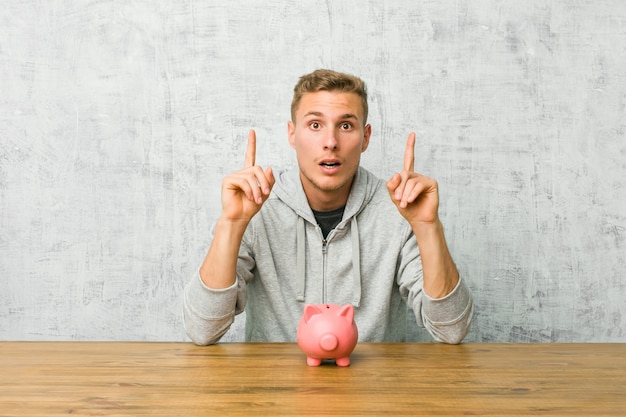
[{"x1": 1, "y1": 342, "x2": 625, "y2": 416}]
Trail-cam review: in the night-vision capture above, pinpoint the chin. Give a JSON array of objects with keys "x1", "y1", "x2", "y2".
[{"x1": 315, "y1": 177, "x2": 352, "y2": 193}]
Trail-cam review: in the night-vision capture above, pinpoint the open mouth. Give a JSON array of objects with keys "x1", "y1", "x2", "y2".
[{"x1": 320, "y1": 159, "x2": 341, "y2": 169}]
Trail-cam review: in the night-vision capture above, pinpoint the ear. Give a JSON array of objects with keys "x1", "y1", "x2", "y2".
[
  {"x1": 288, "y1": 121, "x2": 296, "y2": 149},
  {"x1": 361, "y1": 124, "x2": 371, "y2": 152},
  {"x1": 338, "y1": 304, "x2": 354, "y2": 323},
  {"x1": 303, "y1": 304, "x2": 322, "y2": 323}
]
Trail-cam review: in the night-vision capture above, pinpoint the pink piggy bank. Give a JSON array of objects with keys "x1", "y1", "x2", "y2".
[{"x1": 296, "y1": 303, "x2": 358, "y2": 366}]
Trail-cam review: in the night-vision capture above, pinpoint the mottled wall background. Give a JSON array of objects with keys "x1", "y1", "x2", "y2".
[{"x1": 1, "y1": 1, "x2": 625, "y2": 342}]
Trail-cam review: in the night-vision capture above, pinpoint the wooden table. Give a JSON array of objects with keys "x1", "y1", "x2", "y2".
[{"x1": 0, "y1": 342, "x2": 625, "y2": 416}]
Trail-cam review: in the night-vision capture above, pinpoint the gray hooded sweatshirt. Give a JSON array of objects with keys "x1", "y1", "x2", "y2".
[{"x1": 183, "y1": 166, "x2": 473, "y2": 345}]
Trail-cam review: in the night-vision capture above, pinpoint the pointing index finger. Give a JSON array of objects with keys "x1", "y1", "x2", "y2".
[
  {"x1": 403, "y1": 132, "x2": 416, "y2": 172},
  {"x1": 244, "y1": 130, "x2": 256, "y2": 168}
]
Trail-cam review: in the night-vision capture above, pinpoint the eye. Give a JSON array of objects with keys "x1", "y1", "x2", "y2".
[
  {"x1": 340, "y1": 122, "x2": 353, "y2": 130},
  {"x1": 309, "y1": 121, "x2": 321, "y2": 130}
]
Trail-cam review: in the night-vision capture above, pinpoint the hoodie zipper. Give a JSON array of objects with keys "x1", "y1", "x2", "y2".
[
  {"x1": 321, "y1": 226, "x2": 341, "y2": 304},
  {"x1": 321, "y1": 238, "x2": 328, "y2": 304}
]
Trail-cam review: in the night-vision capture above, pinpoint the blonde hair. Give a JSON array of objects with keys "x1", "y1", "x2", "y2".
[{"x1": 290, "y1": 69, "x2": 368, "y2": 125}]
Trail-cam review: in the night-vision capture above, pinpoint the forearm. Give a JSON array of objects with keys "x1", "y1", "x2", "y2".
[
  {"x1": 199, "y1": 218, "x2": 249, "y2": 289},
  {"x1": 409, "y1": 220, "x2": 473, "y2": 344},
  {"x1": 411, "y1": 219, "x2": 459, "y2": 299}
]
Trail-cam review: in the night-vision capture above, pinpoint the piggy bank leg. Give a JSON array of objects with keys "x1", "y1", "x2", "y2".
[
  {"x1": 335, "y1": 357, "x2": 351, "y2": 367},
  {"x1": 307, "y1": 356, "x2": 323, "y2": 366}
]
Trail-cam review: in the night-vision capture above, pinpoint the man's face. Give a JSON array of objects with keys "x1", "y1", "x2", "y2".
[{"x1": 288, "y1": 90, "x2": 371, "y2": 211}]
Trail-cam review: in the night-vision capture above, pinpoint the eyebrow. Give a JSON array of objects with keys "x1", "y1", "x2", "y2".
[{"x1": 303, "y1": 111, "x2": 360, "y2": 121}]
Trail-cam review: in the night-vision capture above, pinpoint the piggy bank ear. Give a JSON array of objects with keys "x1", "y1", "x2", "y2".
[
  {"x1": 303, "y1": 304, "x2": 323, "y2": 323},
  {"x1": 338, "y1": 304, "x2": 354, "y2": 323}
]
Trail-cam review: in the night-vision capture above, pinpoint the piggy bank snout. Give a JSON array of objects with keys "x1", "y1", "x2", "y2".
[{"x1": 319, "y1": 333, "x2": 338, "y2": 351}]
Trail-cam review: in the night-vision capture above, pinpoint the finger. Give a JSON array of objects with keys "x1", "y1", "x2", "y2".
[
  {"x1": 400, "y1": 179, "x2": 425, "y2": 208},
  {"x1": 393, "y1": 172, "x2": 410, "y2": 201},
  {"x1": 244, "y1": 130, "x2": 256, "y2": 168},
  {"x1": 247, "y1": 166, "x2": 275, "y2": 204},
  {"x1": 226, "y1": 175, "x2": 257, "y2": 204},
  {"x1": 252, "y1": 166, "x2": 273, "y2": 197},
  {"x1": 403, "y1": 132, "x2": 416, "y2": 172}
]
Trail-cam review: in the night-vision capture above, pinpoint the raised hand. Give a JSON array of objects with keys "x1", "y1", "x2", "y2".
[
  {"x1": 386, "y1": 132, "x2": 440, "y2": 226},
  {"x1": 221, "y1": 130, "x2": 275, "y2": 222}
]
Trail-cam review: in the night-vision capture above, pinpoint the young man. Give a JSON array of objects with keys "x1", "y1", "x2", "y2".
[{"x1": 183, "y1": 69, "x2": 473, "y2": 345}]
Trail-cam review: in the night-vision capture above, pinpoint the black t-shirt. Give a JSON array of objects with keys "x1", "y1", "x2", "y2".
[{"x1": 311, "y1": 206, "x2": 345, "y2": 239}]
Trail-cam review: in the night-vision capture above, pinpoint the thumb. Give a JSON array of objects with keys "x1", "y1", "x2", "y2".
[
  {"x1": 265, "y1": 167, "x2": 276, "y2": 188},
  {"x1": 386, "y1": 173, "x2": 401, "y2": 197}
]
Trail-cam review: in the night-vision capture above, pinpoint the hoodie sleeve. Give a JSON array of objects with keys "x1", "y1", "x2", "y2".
[
  {"x1": 418, "y1": 276, "x2": 474, "y2": 344},
  {"x1": 182, "y1": 223, "x2": 252, "y2": 345},
  {"x1": 183, "y1": 273, "x2": 241, "y2": 345}
]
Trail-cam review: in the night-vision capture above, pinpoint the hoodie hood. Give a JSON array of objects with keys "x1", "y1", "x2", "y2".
[{"x1": 271, "y1": 166, "x2": 383, "y2": 307}]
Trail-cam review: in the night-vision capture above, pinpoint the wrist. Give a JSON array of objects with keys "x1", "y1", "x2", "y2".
[
  {"x1": 410, "y1": 218, "x2": 443, "y2": 241},
  {"x1": 199, "y1": 217, "x2": 250, "y2": 289},
  {"x1": 215, "y1": 216, "x2": 250, "y2": 236}
]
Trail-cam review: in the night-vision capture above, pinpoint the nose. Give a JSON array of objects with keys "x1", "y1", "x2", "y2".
[{"x1": 323, "y1": 130, "x2": 338, "y2": 150}]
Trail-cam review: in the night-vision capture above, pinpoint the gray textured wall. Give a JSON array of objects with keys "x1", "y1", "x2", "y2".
[{"x1": 1, "y1": 1, "x2": 625, "y2": 343}]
